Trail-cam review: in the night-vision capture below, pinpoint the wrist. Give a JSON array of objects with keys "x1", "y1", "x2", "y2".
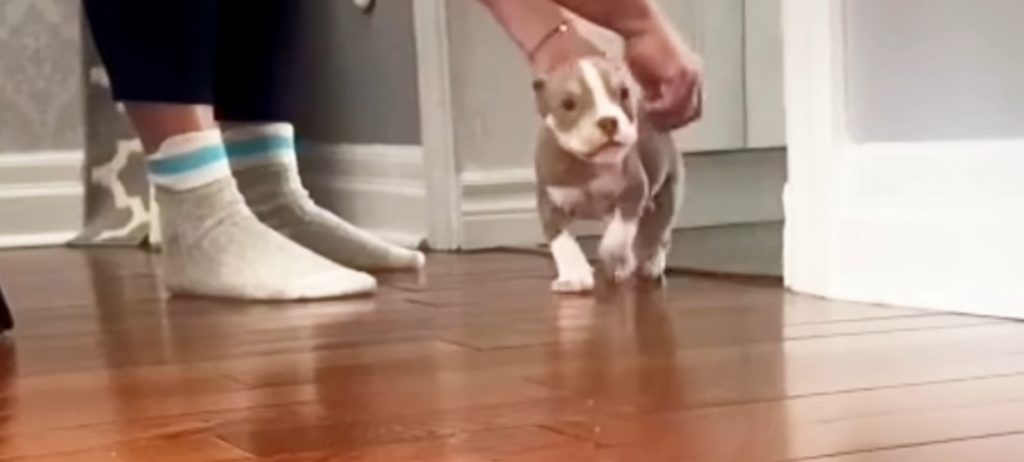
[
  {"x1": 619, "y1": 15, "x2": 664, "y2": 42},
  {"x1": 528, "y1": 23, "x2": 601, "y2": 74},
  {"x1": 527, "y1": 22, "x2": 571, "y2": 70}
]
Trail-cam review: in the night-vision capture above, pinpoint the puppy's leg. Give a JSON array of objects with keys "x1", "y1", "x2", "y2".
[
  {"x1": 539, "y1": 190, "x2": 594, "y2": 293},
  {"x1": 599, "y1": 209, "x2": 640, "y2": 282},
  {"x1": 599, "y1": 177, "x2": 647, "y2": 282},
  {"x1": 635, "y1": 173, "x2": 683, "y2": 281}
]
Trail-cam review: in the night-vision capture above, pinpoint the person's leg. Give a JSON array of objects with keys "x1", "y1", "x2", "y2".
[
  {"x1": 83, "y1": 0, "x2": 220, "y2": 150},
  {"x1": 214, "y1": 0, "x2": 425, "y2": 271},
  {"x1": 0, "y1": 281, "x2": 13, "y2": 333},
  {"x1": 81, "y1": 0, "x2": 376, "y2": 300}
]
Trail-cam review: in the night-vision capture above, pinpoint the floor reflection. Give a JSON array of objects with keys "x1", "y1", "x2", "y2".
[
  {"x1": 0, "y1": 249, "x2": 801, "y2": 460},
  {"x1": 540, "y1": 278, "x2": 793, "y2": 460},
  {"x1": 0, "y1": 338, "x2": 15, "y2": 457}
]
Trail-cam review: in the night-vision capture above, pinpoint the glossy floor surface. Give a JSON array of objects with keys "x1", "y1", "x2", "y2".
[{"x1": 1, "y1": 248, "x2": 1022, "y2": 461}]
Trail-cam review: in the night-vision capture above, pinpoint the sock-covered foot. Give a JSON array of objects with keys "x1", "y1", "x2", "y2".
[
  {"x1": 223, "y1": 123, "x2": 426, "y2": 271},
  {"x1": 148, "y1": 130, "x2": 376, "y2": 300}
]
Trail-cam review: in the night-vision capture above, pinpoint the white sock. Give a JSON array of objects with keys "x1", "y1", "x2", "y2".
[
  {"x1": 222, "y1": 123, "x2": 426, "y2": 271},
  {"x1": 149, "y1": 129, "x2": 376, "y2": 300}
]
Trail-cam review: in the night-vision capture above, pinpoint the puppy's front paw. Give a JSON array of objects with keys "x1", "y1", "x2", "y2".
[
  {"x1": 599, "y1": 240, "x2": 636, "y2": 283},
  {"x1": 610, "y1": 256, "x2": 637, "y2": 282},
  {"x1": 551, "y1": 273, "x2": 595, "y2": 293},
  {"x1": 599, "y1": 213, "x2": 639, "y2": 283},
  {"x1": 599, "y1": 236, "x2": 628, "y2": 266},
  {"x1": 638, "y1": 248, "x2": 668, "y2": 281}
]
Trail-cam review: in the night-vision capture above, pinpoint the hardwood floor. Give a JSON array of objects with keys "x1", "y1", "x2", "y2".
[{"x1": 0, "y1": 247, "x2": 1021, "y2": 461}]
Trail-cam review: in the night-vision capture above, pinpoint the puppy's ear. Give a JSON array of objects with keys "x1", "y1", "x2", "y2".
[{"x1": 531, "y1": 77, "x2": 550, "y2": 116}]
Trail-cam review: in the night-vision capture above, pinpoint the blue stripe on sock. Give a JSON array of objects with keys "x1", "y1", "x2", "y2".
[
  {"x1": 225, "y1": 135, "x2": 296, "y2": 160},
  {"x1": 149, "y1": 144, "x2": 228, "y2": 176}
]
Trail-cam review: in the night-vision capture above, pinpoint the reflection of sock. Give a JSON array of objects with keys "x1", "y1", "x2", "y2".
[
  {"x1": 223, "y1": 123, "x2": 426, "y2": 271},
  {"x1": 149, "y1": 130, "x2": 376, "y2": 300}
]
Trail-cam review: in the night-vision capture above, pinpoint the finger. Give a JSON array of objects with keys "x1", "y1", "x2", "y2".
[
  {"x1": 680, "y1": 86, "x2": 704, "y2": 126},
  {"x1": 645, "y1": 79, "x2": 698, "y2": 130},
  {"x1": 642, "y1": 89, "x2": 682, "y2": 129},
  {"x1": 665, "y1": 78, "x2": 704, "y2": 129}
]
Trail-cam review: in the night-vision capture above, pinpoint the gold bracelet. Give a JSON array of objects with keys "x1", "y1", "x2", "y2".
[{"x1": 528, "y1": 22, "x2": 570, "y2": 63}]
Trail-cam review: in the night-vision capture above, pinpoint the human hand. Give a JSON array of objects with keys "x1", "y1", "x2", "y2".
[{"x1": 623, "y1": 22, "x2": 704, "y2": 131}]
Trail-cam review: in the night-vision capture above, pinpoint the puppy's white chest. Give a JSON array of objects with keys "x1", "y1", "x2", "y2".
[
  {"x1": 546, "y1": 171, "x2": 628, "y2": 218},
  {"x1": 587, "y1": 173, "x2": 626, "y2": 196},
  {"x1": 546, "y1": 186, "x2": 586, "y2": 210}
]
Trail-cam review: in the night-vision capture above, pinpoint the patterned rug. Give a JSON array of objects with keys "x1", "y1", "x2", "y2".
[{"x1": 68, "y1": 26, "x2": 159, "y2": 249}]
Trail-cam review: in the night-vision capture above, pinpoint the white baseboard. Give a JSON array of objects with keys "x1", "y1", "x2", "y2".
[
  {"x1": 458, "y1": 149, "x2": 786, "y2": 249},
  {"x1": 296, "y1": 141, "x2": 428, "y2": 248},
  {"x1": 460, "y1": 168, "x2": 544, "y2": 249},
  {"x1": 0, "y1": 151, "x2": 83, "y2": 249},
  {"x1": 0, "y1": 231, "x2": 80, "y2": 250}
]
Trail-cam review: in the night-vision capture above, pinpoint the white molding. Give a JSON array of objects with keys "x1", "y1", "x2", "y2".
[
  {"x1": 414, "y1": 1, "x2": 462, "y2": 250},
  {"x1": 0, "y1": 151, "x2": 83, "y2": 185},
  {"x1": 782, "y1": 0, "x2": 848, "y2": 295},
  {"x1": 297, "y1": 142, "x2": 427, "y2": 248},
  {"x1": 0, "y1": 232, "x2": 79, "y2": 250},
  {"x1": 826, "y1": 141, "x2": 1024, "y2": 316},
  {"x1": 460, "y1": 169, "x2": 546, "y2": 250},
  {"x1": 783, "y1": 0, "x2": 1024, "y2": 318},
  {"x1": 458, "y1": 150, "x2": 786, "y2": 250},
  {"x1": 681, "y1": 150, "x2": 786, "y2": 227},
  {"x1": 0, "y1": 150, "x2": 83, "y2": 249}
]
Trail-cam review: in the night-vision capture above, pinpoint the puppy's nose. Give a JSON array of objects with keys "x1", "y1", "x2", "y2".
[{"x1": 597, "y1": 117, "x2": 618, "y2": 137}]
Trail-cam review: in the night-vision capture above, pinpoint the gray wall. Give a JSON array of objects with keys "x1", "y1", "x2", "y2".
[
  {"x1": 292, "y1": 0, "x2": 420, "y2": 145},
  {"x1": 0, "y1": 0, "x2": 83, "y2": 153},
  {"x1": 845, "y1": 0, "x2": 1024, "y2": 143},
  {"x1": 446, "y1": 1, "x2": 537, "y2": 173},
  {"x1": 443, "y1": 0, "x2": 774, "y2": 172}
]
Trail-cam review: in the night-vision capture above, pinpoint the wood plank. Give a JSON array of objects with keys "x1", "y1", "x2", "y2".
[
  {"x1": 2, "y1": 248, "x2": 1024, "y2": 461},
  {"x1": 805, "y1": 433, "x2": 1024, "y2": 462},
  {"x1": 543, "y1": 374, "x2": 1024, "y2": 461},
  {"x1": 8, "y1": 435, "x2": 252, "y2": 462},
  {"x1": 265, "y1": 426, "x2": 576, "y2": 462}
]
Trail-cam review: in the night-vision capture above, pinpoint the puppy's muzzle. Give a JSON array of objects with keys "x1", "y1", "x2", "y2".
[{"x1": 598, "y1": 117, "x2": 619, "y2": 137}]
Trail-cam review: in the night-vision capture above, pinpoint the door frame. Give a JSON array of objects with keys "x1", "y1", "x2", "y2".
[
  {"x1": 782, "y1": 0, "x2": 1024, "y2": 317},
  {"x1": 413, "y1": 1, "x2": 462, "y2": 250}
]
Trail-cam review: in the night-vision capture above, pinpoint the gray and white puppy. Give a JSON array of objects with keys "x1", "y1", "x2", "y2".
[{"x1": 532, "y1": 56, "x2": 684, "y2": 293}]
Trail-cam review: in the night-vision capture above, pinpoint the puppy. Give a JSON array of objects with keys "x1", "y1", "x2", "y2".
[{"x1": 531, "y1": 56, "x2": 684, "y2": 293}]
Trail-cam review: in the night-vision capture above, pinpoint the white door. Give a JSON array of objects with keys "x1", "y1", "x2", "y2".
[
  {"x1": 415, "y1": 0, "x2": 787, "y2": 251},
  {"x1": 782, "y1": 0, "x2": 1024, "y2": 317},
  {"x1": 573, "y1": 0, "x2": 750, "y2": 152},
  {"x1": 574, "y1": 0, "x2": 788, "y2": 230}
]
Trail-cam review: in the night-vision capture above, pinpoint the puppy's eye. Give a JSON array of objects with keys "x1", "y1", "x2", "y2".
[
  {"x1": 619, "y1": 86, "x2": 630, "y2": 101},
  {"x1": 561, "y1": 98, "x2": 577, "y2": 112}
]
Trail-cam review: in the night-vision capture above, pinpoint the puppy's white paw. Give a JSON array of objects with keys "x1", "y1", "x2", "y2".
[
  {"x1": 599, "y1": 211, "x2": 639, "y2": 282},
  {"x1": 599, "y1": 232, "x2": 632, "y2": 267},
  {"x1": 550, "y1": 230, "x2": 595, "y2": 293},
  {"x1": 598, "y1": 239, "x2": 625, "y2": 264},
  {"x1": 610, "y1": 255, "x2": 637, "y2": 282},
  {"x1": 551, "y1": 273, "x2": 595, "y2": 293},
  {"x1": 638, "y1": 248, "x2": 668, "y2": 280},
  {"x1": 600, "y1": 235, "x2": 636, "y2": 283}
]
